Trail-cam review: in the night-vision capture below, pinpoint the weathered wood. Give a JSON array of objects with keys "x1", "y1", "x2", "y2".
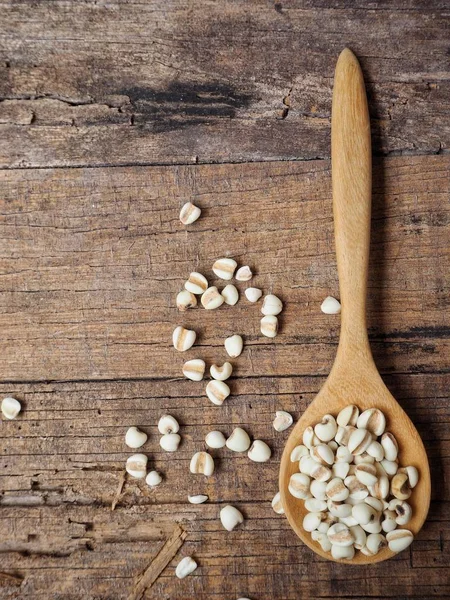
[
  {"x1": 0, "y1": 501, "x2": 448, "y2": 599},
  {"x1": 0, "y1": 505, "x2": 183, "y2": 599},
  {"x1": 0, "y1": 156, "x2": 448, "y2": 382},
  {"x1": 0, "y1": 373, "x2": 447, "y2": 600},
  {"x1": 0, "y1": 151, "x2": 448, "y2": 595},
  {"x1": 0, "y1": 374, "x2": 448, "y2": 503},
  {"x1": 0, "y1": 1, "x2": 449, "y2": 168}
]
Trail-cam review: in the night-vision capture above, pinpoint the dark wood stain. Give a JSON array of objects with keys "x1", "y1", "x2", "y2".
[
  {"x1": 119, "y1": 82, "x2": 252, "y2": 132},
  {"x1": 0, "y1": 1, "x2": 449, "y2": 166}
]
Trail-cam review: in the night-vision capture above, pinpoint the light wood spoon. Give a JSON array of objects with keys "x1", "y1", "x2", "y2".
[{"x1": 279, "y1": 48, "x2": 431, "y2": 564}]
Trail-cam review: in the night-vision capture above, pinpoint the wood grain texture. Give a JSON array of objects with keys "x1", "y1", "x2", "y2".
[
  {"x1": 0, "y1": 156, "x2": 448, "y2": 382},
  {"x1": 280, "y1": 50, "x2": 430, "y2": 563},
  {"x1": 0, "y1": 155, "x2": 448, "y2": 596},
  {"x1": 0, "y1": 378, "x2": 448, "y2": 599},
  {"x1": 332, "y1": 48, "x2": 372, "y2": 349},
  {"x1": 0, "y1": 0, "x2": 449, "y2": 168}
]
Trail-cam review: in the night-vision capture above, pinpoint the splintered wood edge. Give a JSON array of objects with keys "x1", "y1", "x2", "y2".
[
  {"x1": 111, "y1": 470, "x2": 127, "y2": 511},
  {"x1": 127, "y1": 524, "x2": 187, "y2": 600}
]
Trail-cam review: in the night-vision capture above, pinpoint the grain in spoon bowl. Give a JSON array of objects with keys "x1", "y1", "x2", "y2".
[{"x1": 285, "y1": 404, "x2": 419, "y2": 560}]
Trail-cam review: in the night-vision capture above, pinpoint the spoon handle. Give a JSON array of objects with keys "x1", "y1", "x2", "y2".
[{"x1": 332, "y1": 48, "x2": 372, "y2": 360}]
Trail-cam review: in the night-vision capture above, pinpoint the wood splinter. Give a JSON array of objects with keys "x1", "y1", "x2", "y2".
[
  {"x1": 0, "y1": 572, "x2": 24, "y2": 587},
  {"x1": 111, "y1": 470, "x2": 126, "y2": 511}
]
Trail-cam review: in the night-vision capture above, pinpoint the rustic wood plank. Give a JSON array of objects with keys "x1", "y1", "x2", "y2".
[
  {"x1": 0, "y1": 372, "x2": 449, "y2": 597},
  {"x1": 0, "y1": 373, "x2": 448, "y2": 506},
  {"x1": 0, "y1": 1, "x2": 449, "y2": 167},
  {"x1": 0, "y1": 155, "x2": 448, "y2": 382},
  {"x1": 0, "y1": 501, "x2": 448, "y2": 599},
  {"x1": 0, "y1": 506, "x2": 181, "y2": 599}
]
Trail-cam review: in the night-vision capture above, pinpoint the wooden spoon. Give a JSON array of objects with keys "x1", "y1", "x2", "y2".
[{"x1": 279, "y1": 48, "x2": 431, "y2": 564}]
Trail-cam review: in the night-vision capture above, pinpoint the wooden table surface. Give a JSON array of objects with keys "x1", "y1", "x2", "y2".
[{"x1": 0, "y1": 2, "x2": 449, "y2": 599}]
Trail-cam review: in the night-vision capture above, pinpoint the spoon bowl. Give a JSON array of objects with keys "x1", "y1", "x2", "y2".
[
  {"x1": 279, "y1": 48, "x2": 431, "y2": 564},
  {"x1": 280, "y1": 364, "x2": 431, "y2": 564}
]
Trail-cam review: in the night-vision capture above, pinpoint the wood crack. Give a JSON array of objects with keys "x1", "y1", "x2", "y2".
[{"x1": 0, "y1": 95, "x2": 121, "y2": 110}]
